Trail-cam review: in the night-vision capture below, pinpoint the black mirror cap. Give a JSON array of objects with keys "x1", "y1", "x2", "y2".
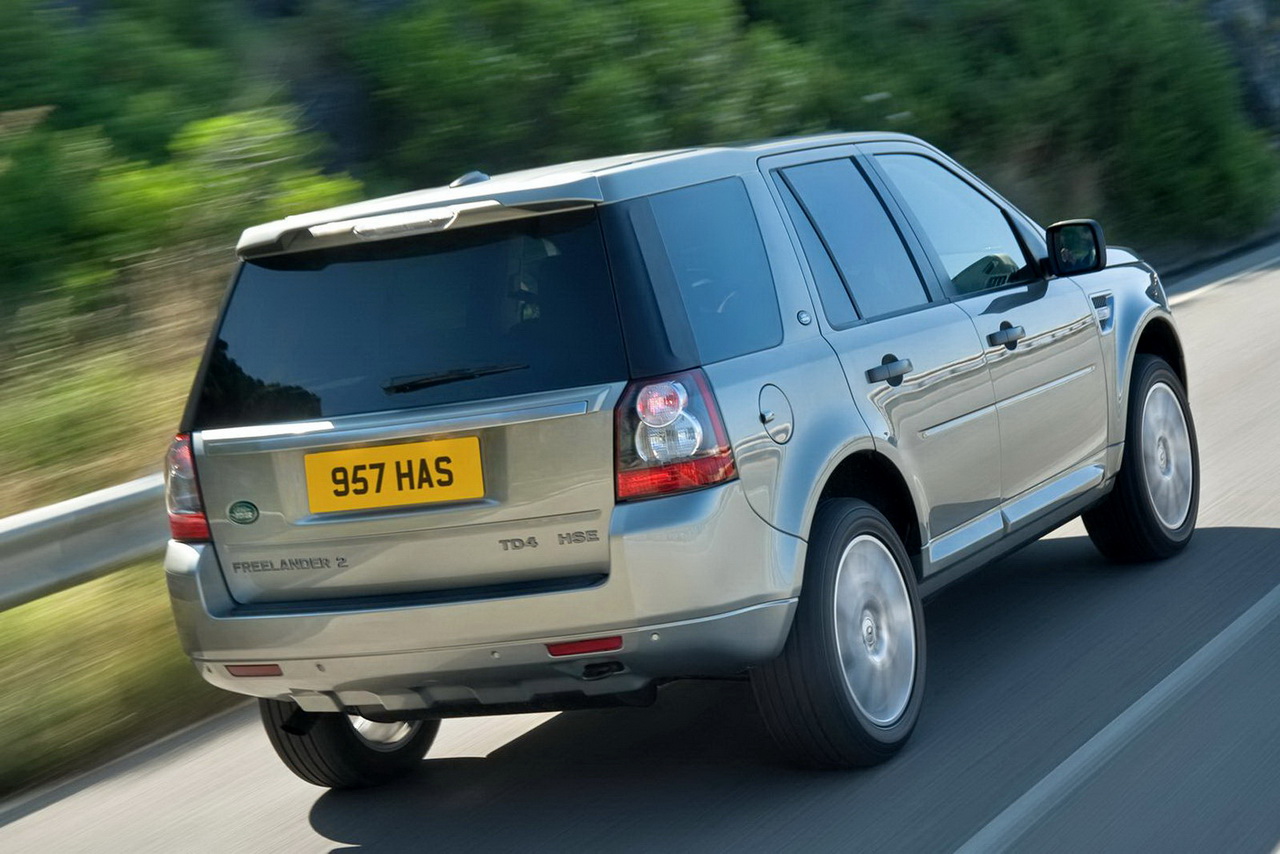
[{"x1": 1046, "y1": 219, "x2": 1106, "y2": 277}]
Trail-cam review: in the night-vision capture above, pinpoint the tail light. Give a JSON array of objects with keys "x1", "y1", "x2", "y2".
[
  {"x1": 165, "y1": 433, "x2": 210, "y2": 541},
  {"x1": 615, "y1": 369, "x2": 737, "y2": 501}
]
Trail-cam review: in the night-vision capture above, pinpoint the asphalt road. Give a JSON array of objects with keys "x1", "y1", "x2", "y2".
[{"x1": 4, "y1": 248, "x2": 1280, "y2": 853}]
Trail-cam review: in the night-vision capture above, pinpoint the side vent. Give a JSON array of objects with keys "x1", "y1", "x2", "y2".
[{"x1": 1091, "y1": 293, "x2": 1115, "y2": 333}]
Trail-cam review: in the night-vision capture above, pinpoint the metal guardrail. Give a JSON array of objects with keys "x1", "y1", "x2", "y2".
[{"x1": 0, "y1": 474, "x2": 167, "y2": 611}]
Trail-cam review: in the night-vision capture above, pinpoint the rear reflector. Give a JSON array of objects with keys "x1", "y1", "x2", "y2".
[
  {"x1": 546, "y1": 636, "x2": 623, "y2": 657},
  {"x1": 226, "y1": 664, "x2": 283, "y2": 677}
]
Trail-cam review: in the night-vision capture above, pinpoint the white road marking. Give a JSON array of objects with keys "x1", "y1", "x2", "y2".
[{"x1": 954, "y1": 579, "x2": 1280, "y2": 854}]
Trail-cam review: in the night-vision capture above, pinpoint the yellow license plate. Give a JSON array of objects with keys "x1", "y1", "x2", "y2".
[{"x1": 304, "y1": 437, "x2": 484, "y2": 514}]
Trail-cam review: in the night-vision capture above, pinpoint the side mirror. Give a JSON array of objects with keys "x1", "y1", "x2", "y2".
[{"x1": 1046, "y1": 219, "x2": 1107, "y2": 277}]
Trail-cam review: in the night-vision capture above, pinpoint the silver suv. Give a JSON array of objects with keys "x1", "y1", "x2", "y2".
[{"x1": 164, "y1": 133, "x2": 1197, "y2": 788}]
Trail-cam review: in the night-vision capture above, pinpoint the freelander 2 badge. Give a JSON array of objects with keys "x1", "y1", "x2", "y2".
[{"x1": 228, "y1": 501, "x2": 259, "y2": 525}]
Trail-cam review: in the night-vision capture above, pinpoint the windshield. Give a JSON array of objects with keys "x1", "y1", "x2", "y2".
[{"x1": 190, "y1": 209, "x2": 629, "y2": 429}]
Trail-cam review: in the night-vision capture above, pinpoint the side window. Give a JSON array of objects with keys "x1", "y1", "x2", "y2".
[
  {"x1": 776, "y1": 176, "x2": 859, "y2": 327},
  {"x1": 782, "y1": 159, "x2": 930, "y2": 320},
  {"x1": 648, "y1": 178, "x2": 783, "y2": 363},
  {"x1": 876, "y1": 154, "x2": 1035, "y2": 295}
]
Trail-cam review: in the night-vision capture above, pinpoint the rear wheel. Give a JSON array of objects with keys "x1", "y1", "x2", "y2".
[
  {"x1": 259, "y1": 699, "x2": 438, "y2": 789},
  {"x1": 1084, "y1": 355, "x2": 1198, "y2": 561},
  {"x1": 752, "y1": 499, "x2": 925, "y2": 768}
]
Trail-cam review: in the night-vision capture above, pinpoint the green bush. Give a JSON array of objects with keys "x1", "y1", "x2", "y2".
[
  {"x1": 751, "y1": 0, "x2": 1278, "y2": 245},
  {"x1": 0, "y1": 1, "x2": 235, "y2": 162},
  {"x1": 353, "y1": 0, "x2": 834, "y2": 185}
]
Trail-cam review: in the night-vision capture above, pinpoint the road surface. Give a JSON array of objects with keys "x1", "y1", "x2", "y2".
[{"x1": 3, "y1": 245, "x2": 1279, "y2": 853}]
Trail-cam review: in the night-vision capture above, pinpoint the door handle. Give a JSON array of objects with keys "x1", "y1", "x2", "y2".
[
  {"x1": 866, "y1": 358, "x2": 913, "y2": 384},
  {"x1": 988, "y1": 325, "x2": 1026, "y2": 348}
]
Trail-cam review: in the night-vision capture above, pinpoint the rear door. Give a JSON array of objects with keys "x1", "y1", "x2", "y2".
[
  {"x1": 187, "y1": 209, "x2": 627, "y2": 605},
  {"x1": 767, "y1": 150, "x2": 1002, "y2": 560},
  {"x1": 866, "y1": 146, "x2": 1109, "y2": 506}
]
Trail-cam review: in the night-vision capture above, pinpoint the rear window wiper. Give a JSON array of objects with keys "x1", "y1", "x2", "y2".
[{"x1": 383, "y1": 363, "x2": 528, "y2": 395}]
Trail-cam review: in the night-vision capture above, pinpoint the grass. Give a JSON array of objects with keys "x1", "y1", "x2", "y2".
[
  {"x1": 0, "y1": 350, "x2": 197, "y2": 517},
  {"x1": 0, "y1": 559, "x2": 242, "y2": 796},
  {"x1": 0, "y1": 267, "x2": 222, "y2": 519}
]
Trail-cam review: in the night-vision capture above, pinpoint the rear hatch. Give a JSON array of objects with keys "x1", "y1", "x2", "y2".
[{"x1": 188, "y1": 208, "x2": 628, "y2": 605}]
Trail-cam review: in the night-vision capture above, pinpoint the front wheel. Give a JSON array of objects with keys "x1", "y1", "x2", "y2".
[
  {"x1": 259, "y1": 699, "x2": 439, "y2": 789},
  {"x1": 1084, "y1": 354, "x2": 1199, "y2": 562},
  {"x1": 752, "y1": 499, "x2": 926, "y2": 768}
]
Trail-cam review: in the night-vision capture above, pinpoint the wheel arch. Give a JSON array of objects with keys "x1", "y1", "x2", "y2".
[
  {"x1": 811, "y1": 449, "x2": 923, "y2": 579},
  {"x1": 1134, "y1": 316, "x2": 1187, "y2": 392},
  {"x1": 1115, "y1": 311, "x2": 1189, "y2": 445}
]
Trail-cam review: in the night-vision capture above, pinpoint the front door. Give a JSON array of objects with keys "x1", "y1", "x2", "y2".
[{"x1": 868, "y1": 149, "x2": 1109, "y2": 505}]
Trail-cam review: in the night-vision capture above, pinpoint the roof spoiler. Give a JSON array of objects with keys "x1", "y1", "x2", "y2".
[{"x1": 237, "y1": 173, "x2": 604, "y2": 260}]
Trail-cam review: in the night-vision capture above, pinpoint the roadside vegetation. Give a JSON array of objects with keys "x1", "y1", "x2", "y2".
[
  {"x1": 0, "y1": 560, "x2": 241, "y2": 795},
  {"x1": 749, "y1": 0, "x2": 1277, "y2": 243}
]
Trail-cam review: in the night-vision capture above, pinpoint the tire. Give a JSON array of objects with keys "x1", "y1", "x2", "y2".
[
  {"x1": 751, "y1": 499, "x2": 926, "y2": 768},
  {"x1": 1083, "y1": 355, "x2": 1199, "y2": 562},
  {"x1": 259, "y1": 699, "x2": 439, "y2": 789}
]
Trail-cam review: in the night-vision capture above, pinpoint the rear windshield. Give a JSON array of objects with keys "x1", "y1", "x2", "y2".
[{"x1": 190, "y1": 210, "x2": 629, "y2": 429}]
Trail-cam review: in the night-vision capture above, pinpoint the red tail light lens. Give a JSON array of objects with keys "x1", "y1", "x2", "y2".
[
  {"x1": 616, "y1": 369, "x2": 737, "y2": 501},
  {"x1": 165, "y1": 433, "x2": 210, "y2": 542}
]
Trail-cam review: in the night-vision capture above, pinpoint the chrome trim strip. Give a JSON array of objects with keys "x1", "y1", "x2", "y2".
[
  {"x1": 1002, "y1": 464, "x2": 1105, "y2": 531},
  {"x1": 199, "y1": 397, "x2": 603, "y2": 455},
  {"x1": 999, "y1": 365, "x2": 1096, "y2": 409},
  {"x1": 925, "y1": 509, "x2": 1004, "y2": 573},
  {"x1": 920, "y1": 404, "x2": 997, "y2": 439},
  {"x1": 295, "y1": 506, "x2": 601, "y2": 530},
  {"x1": 201, "y1": 422, "x2": 337, "y2": 441}
]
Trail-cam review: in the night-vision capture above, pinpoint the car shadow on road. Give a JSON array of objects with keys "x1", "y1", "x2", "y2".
[{"x1": 304, "y1": 526, "x2": 1280, "y2": 853}]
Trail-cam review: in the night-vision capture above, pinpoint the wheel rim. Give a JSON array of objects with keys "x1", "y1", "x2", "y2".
[
  {"x1": 833, "y1": 534, "x2": 916, "y2": 727},
  {"x1": 347, "y1": 716, "x2": 421, "y2": 752},
  {"x1": 1140, "y1": 381, "x2": 1193, "y2": 531}
]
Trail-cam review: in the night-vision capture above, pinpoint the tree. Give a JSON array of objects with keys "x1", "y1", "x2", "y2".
[{"x1": 353, "y1": 0, "x2": 834, "y2": 186}]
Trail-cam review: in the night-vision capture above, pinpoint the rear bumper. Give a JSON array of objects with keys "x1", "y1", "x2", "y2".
[
  {"x1": 189, "y1": 600, "x2": 795, "y2": 712},
  {"x1": 166, "y1": 481, "x2": 804, "y2": 712}
]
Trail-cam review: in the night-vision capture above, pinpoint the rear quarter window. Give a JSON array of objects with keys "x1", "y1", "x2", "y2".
[{"x1": 647, "y1": 178, "x2": 783, "y2": 365}]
